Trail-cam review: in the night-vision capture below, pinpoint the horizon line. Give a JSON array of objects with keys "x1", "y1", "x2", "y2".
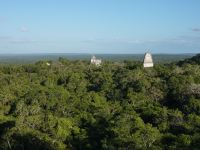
[{"x1": 0, "y1": 52, "x2": 197, "y2": 55}]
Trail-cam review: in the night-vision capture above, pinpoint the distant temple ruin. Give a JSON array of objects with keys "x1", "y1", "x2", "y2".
[
  {"x1": 91, "y1": 55, "x2": 102, "y2": 66},
  {"x1": 143, "y1": 52, "x2": 154, "y2": 68}
]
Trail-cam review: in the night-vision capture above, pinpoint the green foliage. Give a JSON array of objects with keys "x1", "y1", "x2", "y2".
[{"x1": 0, "y1": 54, "x2": 200, "y2": 149}]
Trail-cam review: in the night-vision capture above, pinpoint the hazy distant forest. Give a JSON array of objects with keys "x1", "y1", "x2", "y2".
[{"x1": 1, "y1": 54, "x2": 200, "y2": 150}]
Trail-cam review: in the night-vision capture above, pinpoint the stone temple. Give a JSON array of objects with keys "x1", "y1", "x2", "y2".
[
  {"x1": 91, "y1": 55, "x2": 102, "y2": 66},
  {"x1": 143, "y1": 52, "x2": 154, "y2": 68}
]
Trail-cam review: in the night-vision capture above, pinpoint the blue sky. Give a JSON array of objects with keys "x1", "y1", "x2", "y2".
[{"x1": 0, "y1": 0, "x2": 200, "y2": 54}]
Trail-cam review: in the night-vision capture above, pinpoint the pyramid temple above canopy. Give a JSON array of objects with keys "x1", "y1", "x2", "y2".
[
  {"x1": 91, "y1": 55, "x2": 102, "y2": 66},
  {"x1": 143, "y1": 52, "x2": 154, "y2": 68}
]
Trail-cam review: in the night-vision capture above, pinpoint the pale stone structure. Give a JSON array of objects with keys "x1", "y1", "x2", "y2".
[
  {"x1": 143, "y1": 52, "x2": 154, "y2": 68},
  {"x1": 91, "y1": 55, "x2": 102, "y2": 66}
]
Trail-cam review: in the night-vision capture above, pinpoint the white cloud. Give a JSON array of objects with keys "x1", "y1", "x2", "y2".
[
  {"x1": 81, "y1": 37, "x2": 143, "y2": 45},
  {"x1": 10, "y1": 38, "x2": 37, "y2": 44},
  {"x1": 20, "y1": 26, "x2": 29, "y2": 32},
  {"x1": 0, "y1": 36, "x2": 38, "y2": 44}
]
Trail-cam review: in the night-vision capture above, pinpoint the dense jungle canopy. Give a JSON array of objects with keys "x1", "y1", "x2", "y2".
[{"x1": 0, "y1": 54, "x2": 200, "y2": 150}]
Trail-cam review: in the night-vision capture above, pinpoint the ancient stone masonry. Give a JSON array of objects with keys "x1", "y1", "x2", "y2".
[
  {"x1": 91, "y1": 55, "x2": 102, "y2": 66},
  {"x1": 143, "y1": 52, "x2": 154, "y2": 68}
]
